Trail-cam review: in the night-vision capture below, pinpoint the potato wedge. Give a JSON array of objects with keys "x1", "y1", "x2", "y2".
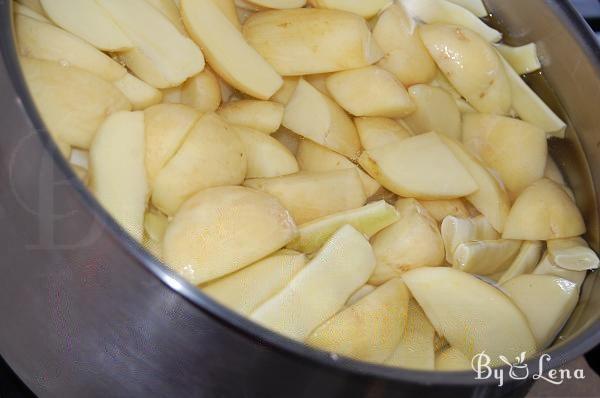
[
  {"x1": 203, "y1": 250, "x2": 307, "y2": 315},
  {"x1": 435, "y1": 347, "x2": 471, "y2": 371},
  {"x1": 454, "y1": 239, "x2": 522, "y2": 275},
  {"x1": 547, "y1": 237, "x2": 600, "y2": 271},
  {"x1": 180, "y1": 67, "x2": 222, "y2": 112},
  {"x1": 235, "y1": 126, "x2": 298, "y2": 178},
  {"x1": 287, "y1": 200, "x2": 399, "y2": 253},
  {"x1": 345, "y1": 285, "x2": 376, "y2": 307},
  {"x1": 503, "y1": 179, "x2": 585, "y2": 240},
  {"x1": 271, "y1": 77, "x2": 300, "y2": 105},
  {"x1": 533, "y1": 254, "x2": 587, "y2": 287},
  {"x1": 246, "y1": 0, "x2": 306, "y2": 9},
  {"x1": 370, "y1": 199, "x2": 444, "y2": 285},
  {"x1": 283, "y1": 79, "x2": 361, "y2": 159},
  {"x1": 403, "y1": 84, "x2": 461, "y2": 140},
  {"x1": 325, "y1": 66, "x2": 415, "y2": 118},
  {"x1": 502, "y1": 275, "x2": 579, "y2": 349},
  {"x1": 164, "y1": 186, "x2": 297, "y2": 284},
  {"x1": 218, "y1": 100, "x2": 284, "y2": 133},
  {"x1": 420, "y1": 199, "x2": 470, "y2": 223},
  {"x1": 359, "y1": 132, "x2": 478, "y2": 199},
  {"x1": 304, "y1": 73, "x2": 331, "y2": 97},
  {"x1": 420, "y1": 24, "x2": 510, "y2": 115},
  {"x1": 242, "y1": 8, "x2": 383, "y2": 75},
  {"x1": 403, "y1": 267, "x2": 537, "y2": 366},
  {"x1": 441, "y1": 215, "x2": 499, "y2": 265},
  {"x1": 118, "y1": 49, "x2": 171, "y2": 89},
  {"x1": 354, "y1": 117, "x2": 412, "y2": 151},
  {"x1": 498, "y1": 241, "x2": 544, "y2": 284},
  {"x1": 90, "y1": 111, "x2": 148, "y2": 242},
  {"x1": 181, "y1": 0, "x2": 282, "y2": 99},
  {"x1": 251, "y1": 225, "x2": 375, "y2": 341},
  {"x1": 496, "y1": 43, "x2": 541, "y2": 75},
  {"x1": 114, "y1": 73, "x2": 163, "y2": 110},
  {"x1": 144, "y1": 0, "x2": 187, "y2": 34},
  {"x1": 307, "y1": 278, "x2": 409, "y2": 363},
  {"x1": 385, "y1": 299, "x2": 435, "y2": 370},
  {"x1": 308, "y1": 0, "x2": 392, "y2": 19},
  {"x1": 152, "y1": 113, "x2": 247, "y2": 215},
  {"x1": 211, "y1": 0, "x2": 241, "y2": 30},
  {"x1": 244, "y1": 170, "x2": 367, "y2": 224},
  {"x1": 21, "y1": 58, "x2": 131, "y2": 149}
]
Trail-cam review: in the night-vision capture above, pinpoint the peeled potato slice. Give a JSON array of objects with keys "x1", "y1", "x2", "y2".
[
  {"x1": 152, "y1": 113, "x2": 247, "y2": 215},
  {"x1": 547, "y1": 237, "x2": 600, "y2": 271},
  {"x1": 345, "y1": 285, "x2": 376, "y2": 307},
  {"x1": 501, "y1": 275, "x2": 579, "y2": 349},
  {"x1": 533, "y1": 254, "x2": 587, "y2": 287},
  {"x1": 244, "y1": 169, "x2": 367, "y2": 224},
  {"x1": 354, "y1": 117, "x2": 412, "y2": 151},
  {"x1": 296, "y1": 140, "x2": 380, "y2": 197},
  {"x1": 498, "y1": 241, "x2": 544, "y2": 284},
  {"x1": 90, "y1": 111, "x2": 148, "y2": 242},
  {"x1": 210, "y1": 0, "x2": 241, "y2": 30},
  {"x1": 370, "y1": 198, "x2": 444, "y2": 285},
  {"x1": 271, "y1": 77, "x2": 300, "y2": 105},
  {"x1": 496, "y1": 43, "x2": 541, "y2": 75},
  {"x1": 454, "y1": 239, "x2": 522, "y2": 275},
  {"x1": 403, "y1": 84, "x2": 461, "y2": 140},
  {"x1": 218, "y1": 100, "x2": 284, "y2": 133},
  {"x1": 435, "y1": 347, "x2": 471, "y2": 371},
  {"x1": 247, "y1": 0, "x2": 306, "y2": 9},
  {"x1": 385, "y1": 299, "x2": 435, "y2": 370},
  {"x1": 117, "y1": 49, "x2": 171, "y2": 89},
  {"x1": 403, "y1": 267, "x2": 537, "y2": 366},
  {"x1": 283, "y1": 79, "x2": 361, "y2": 159},
  {"x1": 114, "y1": 73, "x2": 163, "y2": 110},
  {"x1": 359, "y1": 132, "x2": 478, "y2": 199},
  {"x1": 308, "y1": 0, "x2": 391, "y2": 18},
  {"x1": 503, "y1": 179, "x2": 586, "y2": 240},
  {"x1": 325, "y1": 66, "x2": 416, "y2": 118},
  {"x1": 251, "y1": 225, "x2": 375, "y2": 341},
  {"x1": 420, "y1": 24, "x2": 510, "y2": 115},
  {"x1": 144, "y1": 0, "x2": 187, "y2": 34},
  {"x1": 180, "y1": 67, "x2": 222, "y2": 112},
  {"x1": 203, "y1": 250, "x2": 307, "y2": 315},
  {"x1": 441, "y1": 215, "x2": 499, "y2": 265},
  {"x1": 420, "y1": 199, "x2": 469, "y2": 223},
  {"x1": 181, "y1": 0, "x2": 282, "y2": 99},
  {"x1": 287, "y1": 200, "x2": 399, "y2": 253},
  {"x1": 307, "y1": 278, "x2": 409, "y2": 363},
  {"x1": 164, "y1": 186, "x2": 298, "y2": 284},
  {"x1": 242, "y1": 8, "x2": 383, "y2": 76}
]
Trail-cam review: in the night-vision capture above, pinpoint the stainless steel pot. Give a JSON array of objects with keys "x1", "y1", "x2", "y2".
[{"x1": 0, "y1": 1, "x2": 599, "y2": 397}]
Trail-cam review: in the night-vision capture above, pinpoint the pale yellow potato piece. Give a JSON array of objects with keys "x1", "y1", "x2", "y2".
[
  {"x1": 503, "y1": 179, "x2": 585, "y2": 240},
  {"x1": 118, "y1": 49, "x2": 171, "y2": 89},
  {"x1": 247, "y1": 0, "x2": 306, "y2": 9},
  {"x1": 435, "y1": 347, "x2": 471, "y2": 371},
  {"x1": 14, "y1": 2, "x2": 51, "y2": 23},
  {"x1": 420, "y1": 199, "x2": 469, "y2": 223},
  {"x1": 271, "y1": 77, "x2": 299, "y2": 105},
  {"x1": 496, "y1": 43, "x2": 541, "y2": 75},
  {"x1": 370, "y1": 198, "x2": 444, "y2": 285},
  {"x1": 463, "y1": 113, "x2": 547, "y2": 195},
  {"x1": 308, "y1": 0, "x2": 391, "y2": 19},
  {"x1": 161, "y1": 87, "x2": 182, "y2": 104},
  {"x1": 272, "y1": 127, "x2": 300, "y2": 155},
  {"x1": 502, "y1": 275, "x2": 579, "y2": 349},
  {"x1": 420, "y1": 24, "x2": 510, "y2": 115},
  {"x1": 16, "y1": 15, "x2": 127, "y2": 82},
  {"x1": 244, "y1": 170, "x2": 367, "y2": 224},
  {"x1": 287, "y1": 200, "x2": 399, "y2": 253},
  {"x1": 211, "y1": 0, "x2": 241, "y2": 30},
  {"x1": 218, "y1": 100, "x2": 284, "y2": 133},
  {"x1": 498, "y1": 241, "x2": 544, "y2": 284},
  {"x1": 441, "y1": 215, "x2": 499, "y2": 265},
  {"x1": 307, "y1": 278, "x2": 409, "y2": 363},
  {"x1": 152, "y1": 113, "x2": 247, "y2": 215},
  {"x1": 354, "y1": 117, "x2": 412, "y2": 151},
  {"x1": 325, "y1": 66, "x2": 415, "y2": 118},
  {"x1": 181, "y1": 0, "x2": 282, "y2": 99},
  {"x1": 235, "y1": 126, "x2": 298, "y2": 178},
  {"x1": 345, "y1": 285, "x2": 376, "y2": 307},
  {"x1": 296, "y1": 140, "x2": 380, "y2": 197},
  {"x1": 144, "y1": 104, "x2": 200, "y2": 184},
  {"x1": 544, "y1": 156, "x2": 566, "y2": 186},
  {"x1": 385, "y1": 299, "x2": 435, "y2": 370},
  {"x1": 164, "y1": 186, "x2": 297, "y2": 284},
  {"x1": 283, "y1": 79, "x2": 361, "y2": 159},
  {"x1": 144, "y1": 0, "x2": 187, "y2": 34},
  {"x1": 441, "y1": 136, "x2": 511, "y2": 233},
  {"x1": 304, "y1": 73, "x2": 331, "y2": 97},
  {"x1": 21, "y1": 58, "x2": 131, "y2": 149},
  {"x1": 403, "y1": 84, "x2": 461, "y2": 140},
  {"x1": 251, "y1": 225, "x2": 376, "y2": 341},
  {"x1": 114, "y1": 73, "x2": 163, "y2": 111},
  {"x1": 403, "y1": 267, "x2": 537, "y2": 366},
  {"x1": 40, "y1": 0, "x2": 133, "y2": 51},
  {"x1": 373, "y1": 5, "x2": 437, "y2": 87},
  {"x1": 180, "y1": 67, "x2": 222, "y2": 112},
  {"x1": 203, "y1": 250, "x2": 307, "y2": 315},
  {"x1": 359, "y1": 132, "x2": 477, "y2": 199},
  {"x1": 430, "y1": 70, "x2": 461, "y2": 99},
  {"x1": 144, "y1": 210, "x2": 169, "y2": 243},
  {"x1": 533, "y1": 254, "x2": 587, "y2": 287},
  {"x1": 547, "y1": 237, "x2": 600, "y2": 271},
  {"x1": 454, "y1": 239, "x2": 522, "y2": 275},
  {"x1": 242, "y1": 8, "x2": 383, "y2": 76},
  {"x1": 90, "y1": 111, "x2": 148, "y2": 242}
]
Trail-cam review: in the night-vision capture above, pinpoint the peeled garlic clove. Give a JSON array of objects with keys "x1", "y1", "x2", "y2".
[
  {"x1": 454, "y1": 239, "x2": 522, "y2": 275},
  {"x1": 441, "y1": 215, "x2": 499, "y2": 265},
  {"x1": 498, "y1": 241, "x2": 544, "y2": 284},
  {"x1": 547, "y1": 237, "x2": 600, "y2": 271}
]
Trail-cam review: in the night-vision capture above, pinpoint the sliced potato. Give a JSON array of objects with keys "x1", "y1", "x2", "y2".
[
  {"x1": 118, "y1": 49, "x2": 172, "y2": 89},
  {"x1": 435, "y1": 347, "x2": 471, "y2": 371},
  {"x1": 114, "y1": 73, "x2": 163, "y2": 110},
  {"x1": 441, "y1": 215, "x2": 499, "y2": 265},
  {"x1": 242, "y1": 8, "x2": 383, "y2": 75},
  {"x1": 502, "y1": 275, "x2": 579, "y2": 349},
  {"x1": 180, "y1": 67, "x2": 222, "y2": 112},
  {"x1": 498, "y1": 241, "x2": 544, "y2": 284},
  {"x1": 304, "y1": 73, "x2": 331, "y2": 97},
  {"x1": 244, "y1": 170, "x2": 367, "y2": 224},
  {"x1": 246, "y1": 0, "x2": 306, "y2": 9},
  {"x1": 163, "y1": 186, "x2": 298, "y2": 284},
  {"x1": 325, "y1": 66, "x2": 415, "y2": 118},
  {"x1": 181, "y1": 0, "x2": 283, "y2": 99},
  {"x1": 420, "y1": 199, "x2": 469, "y2": 223},
  {"x1": 403, "y1": 84, "x2": 461, "y2": 140},
  {"x1": 287, "y1": 200, "x2": 399, "y2": 253},
  {"x1": 496, "y1": 43, "x2": 541, "y2": 75},
  {"x1": 211, "y1": 0, "x2": 242, "y2": 30},
  {"x1": 21, "y1": 58, "x2": 131, "y2": 149},
  {"x1": 420, "y1": 24, "x2": 510, "y2": 115},
  {"x1": 283, "y1": 79, "x2": 361, "y2": 159},
  {"x1": 235, "y1": 126, "x2": 298, "y2": 178},
  {"x1": 152, "y1": 113, "x2": 247, "y2": 215},
  {"x1": 144, "y1": 0, "x2": 187, "y2": 34},
  {"x1": 547, "y1": 237, "x2": 600, "y2": 271},
  {"x1": 90, "y1": 111, "x2": 148, "y2": 242},
  {"x1": 271, "y1": 77, "x2": 300, "y2": 105},
  {"x1": 354, "y1": 117, "x2": 412, "y2": 151},
  {"x1": 454, "y1": 239, "x2": 522, "y2": 275},
  {"x1": 203, "y1": 250, "x2": 307, "y2": 315},
  {"x1": 403, "y1": 267, "x2": 537, "y2": 366},
  {"x1": 359, "y1": 132, "x2": 478, "y2": 199},
  {"x1": 307, "y1": 278, "x2": 409, "y2": 363},
  {"x1": 345, "y1": 285, "x2": 376, "y2": 307},
  {"x1": 218, "y1": 100, "x2": 284, "y2": 133},
  {"x1": 308, "y1": 0, "x2": 391, "y2": 18},
  {"x1": 272, "y1": 127, "x2": 300, "y2": 155},
  {"x1": 533, "y1": 254, "x2": 587, "y2": 287},
  {"x1": 370, "y1": 198, "x2": 444, "y2": 285},
  {"x1": 502, "y1": 179, "x2": 586, "y2": 240},
  {"x1": 251, "y1": 225, "x2": 375, "y2": 341}
]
